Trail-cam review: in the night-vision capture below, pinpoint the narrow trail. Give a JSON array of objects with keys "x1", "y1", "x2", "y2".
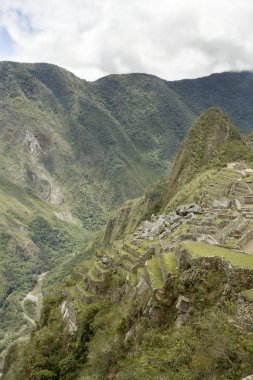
[
  {"x1": 21, "y1": 272, "x2": 47, "y2": 326},
  {"x1": 0, "y1": 273, "x2": 48, "y2": 378}
]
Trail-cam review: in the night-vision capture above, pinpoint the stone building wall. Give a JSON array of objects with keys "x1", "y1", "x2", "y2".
[
  {"x1": 238, "y1": 229, "x2": 253, "y2": 249},
  {"x1": 226, "y1": 267, "x2": 253, "y2": 289}
]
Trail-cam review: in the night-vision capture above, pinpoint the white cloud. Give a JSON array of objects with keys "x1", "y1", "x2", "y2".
[{"x1": 0, "y1": 0, "x2": 253, "y2": 80}]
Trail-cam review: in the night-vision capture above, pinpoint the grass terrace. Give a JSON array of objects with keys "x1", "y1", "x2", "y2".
[
  {"x1": 146, "y1": 258, "x2": 164, "y2": 290},
  {"x1": 162, "y1": 252, "x2": 177, "y2": 273},
  {"x1": 181, "y1": 242, "x2": 253, "y2": 269},
  {"x1": 117, "y1": 248, "x2": 137, "y2": 263},
  {"x1": 94, "y1": 261, "x2": 109, "y2": 274},
  {"x1": 88, "y1": 267, "x2": 103, "y2": 282}
]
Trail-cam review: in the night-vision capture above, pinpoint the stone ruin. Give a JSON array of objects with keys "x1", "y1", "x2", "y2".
[{"x1": 236, "y1": 195, "x2": 253, "y2": 211}]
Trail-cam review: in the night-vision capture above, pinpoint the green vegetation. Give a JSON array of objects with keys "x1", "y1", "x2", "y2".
[
  {"x1": 88, "y1": 267, "x2": 103, "y2": 283},
  {"x1": 116, "y1": 309, "x2": 253, "y2": 380},
  {"x1": 23, "y1": 299, "x2": 37, "y2": 320},
  {"x1": 161, "y1": 107, "x2": 253, "y2": 209},
  {"x1": 182, "y1": 241, "x2": 253, "y2": 269},
  {"x1": 3, "y1": 64, "x2": 253, "y2": 378},
  {"x1": 241, "y1": 288, "x2": 253, "y2": 301},
  {"x1": 0, "y1": 176, "x2": 88, "y2": 368},
  {"x1": 169, "y1": 70, "x2": 253, "y2": 135},
  {"x1": 0, "y1": 62, "x2": 198, "y2": 360},
  {"x1": 101, "y1": 107, "x2": 253, "y2": 244},
  {"x1": 146, "y1": 257, "x2": 164, "y2": 289},
  {"x1": 165, "y1": 164, "x2": 253, "y2": 211},
  {"x1": 6, "y1": 254, "x2": 253, "y2": 380},
  {"x1": 162, "y1": 252, "x2": 177, "y2": 273},
  {"x1": 28, "y1": 216, "x2": 75, "y2": 269}
]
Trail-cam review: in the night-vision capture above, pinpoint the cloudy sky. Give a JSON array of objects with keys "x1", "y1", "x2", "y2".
[{"x1": 0, "y1": 0, "x2": 253, "y2": 81}]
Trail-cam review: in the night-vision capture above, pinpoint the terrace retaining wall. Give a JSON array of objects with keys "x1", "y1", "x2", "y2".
[
  {"x1": 177, "y1": 245, "x2": 253, "y2": 289},
  {"x1": 237, "y1": 292, "x2": 253, "y2": 330}
]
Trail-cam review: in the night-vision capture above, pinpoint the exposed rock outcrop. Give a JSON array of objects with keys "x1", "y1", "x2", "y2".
[
  {"x1": 176, "y1": 203, "x2": 202, "y2": 216},
  {"x1": 24, "y1": 130, "x2": 42, "y2": 161},
  {"x1": 60, "y1": 300, "x2": 77, "y2": 334},
  {"x1": 213, "y1": 199, "x2": 231, "y2": 209}
]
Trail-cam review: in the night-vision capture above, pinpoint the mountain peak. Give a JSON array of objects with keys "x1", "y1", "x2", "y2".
[
  {"x1": 185, "y1": 107, "x2": 242, "y2": 162},
  {"x1": 190, "y1": 106, "x2": 240, "y2": 140},
  {"x1": 161, "y1": 108, "x2": 243, "y2": 208}
]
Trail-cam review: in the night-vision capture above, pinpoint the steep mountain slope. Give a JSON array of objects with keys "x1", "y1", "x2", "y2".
[
  {"x1": 1, "y1": 62, "x2": 253, "y2": 375},
  {"x1": 1, "y1": 64, "x2": 253, "y2": 226},
  {"x1": 161, "y1": 107, "x2": 251, "y2": 207},
  {"x1": 169, "y1": 71, "x2": 253, "y2": 135},
  {"x1": 92, "y1": 73, "x2": 195, "y2": 170},
  {"x1": 1, "y1": 63, "x2": 253, "y2": 235},
  {"x1": 101, "y1": 108, "x2": 253, "y2": 243},
  {"x1": 0, "y1": 175, "x2": 86, "y2": 371},
  {"x1": 0, "y1": 62, "x2": 194, "y2": 362},
  {"x1": 95, "y1": 70, "x2": 253, "y2": 137},
  {"x1": 5, "y1": 110, "x2": 253, "y2": 380},
  {"x1": 0, "y1": 62, "x2": 158, "y2": 229}
]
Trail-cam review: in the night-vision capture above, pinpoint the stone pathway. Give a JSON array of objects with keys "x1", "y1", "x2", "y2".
[{"x1": 21, "y1": 272, "x2": 47, "y2": 326}]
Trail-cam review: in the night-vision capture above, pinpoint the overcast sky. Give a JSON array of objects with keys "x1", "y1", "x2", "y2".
[{"x1": 0, "y1": 0, "x2": 253, "y2": 81}]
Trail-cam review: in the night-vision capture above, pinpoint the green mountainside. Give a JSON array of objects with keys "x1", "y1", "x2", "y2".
[
  {"x1": 1, "y1": 62, "x2": 253, "y2": 377},
  {"x1": 5, "y1": 109, "x2": 253, "y2": 379},
  {"x1": 161, "y1": 107, "x2": 252, "y2": 208},
  {"x1": 0, "y1": 62, "x2": 195, "y2": 363},
  {"x1": 101, "y1": 108, "x2": 253, "y2": 243},
  {"x1": 169, "y1": 71, "x2": 253, "y2": 135},
  {"x1": 0, "y1": 62, "x2": 195, "y2": 364}
]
